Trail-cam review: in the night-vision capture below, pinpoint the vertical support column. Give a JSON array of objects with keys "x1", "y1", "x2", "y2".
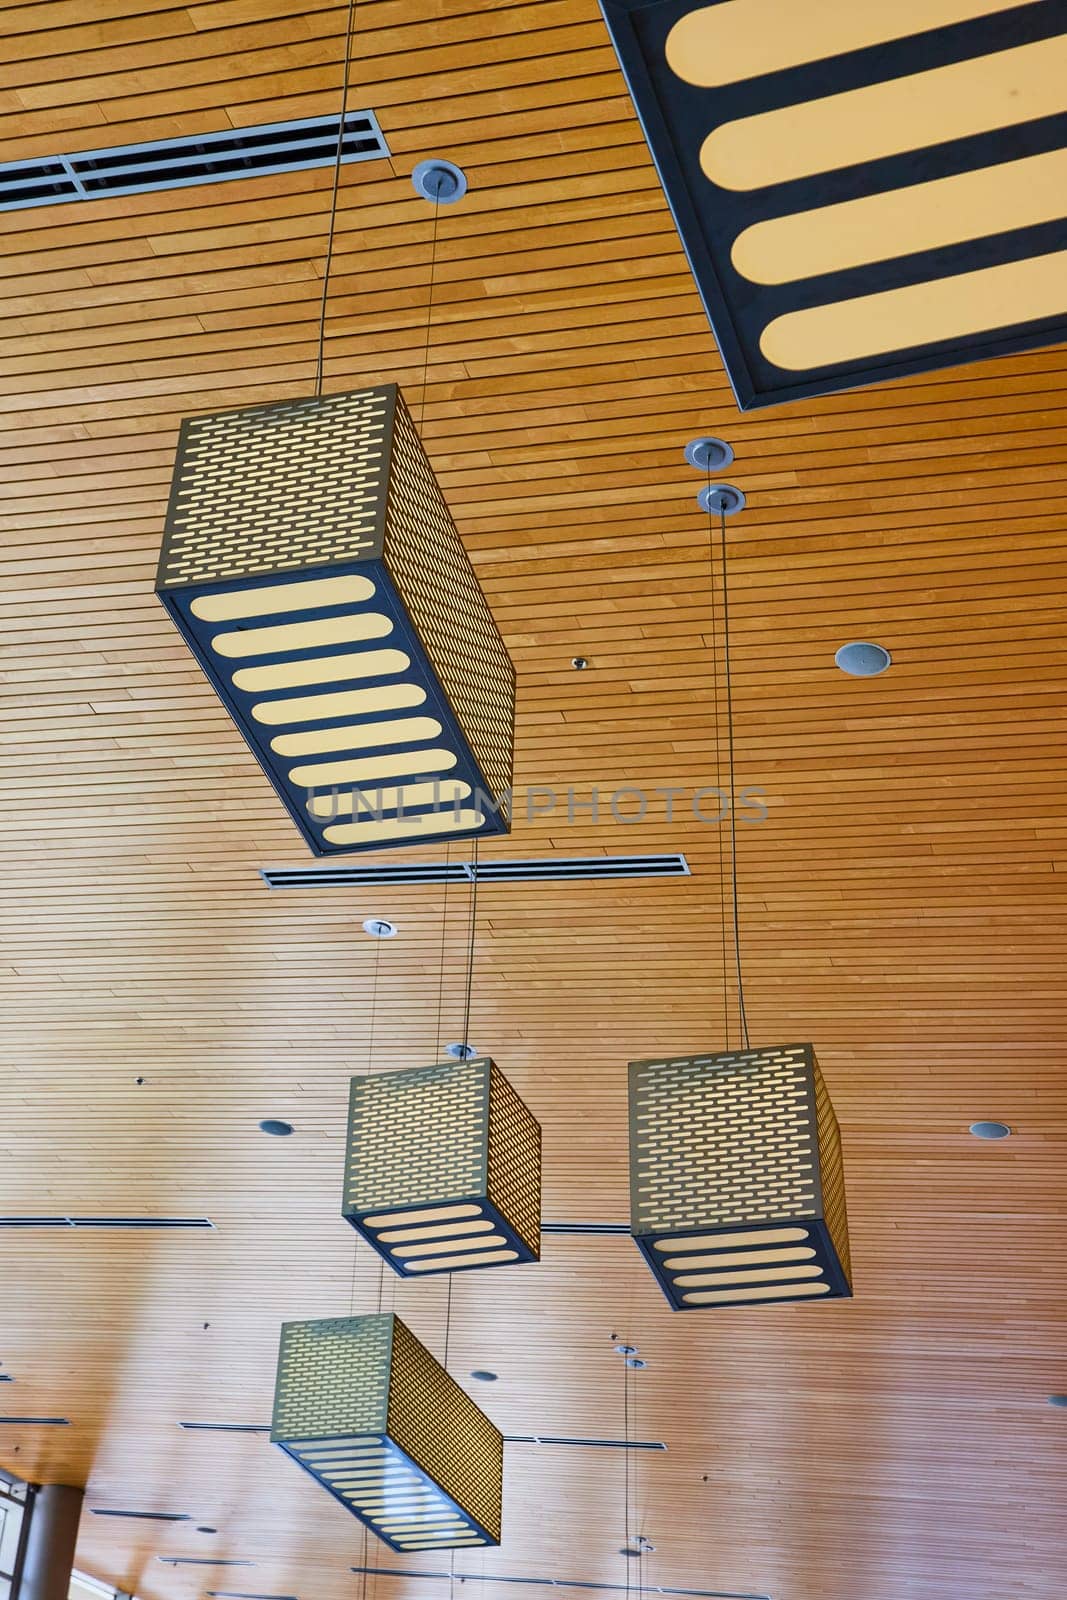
[{"x1": 18, "y1": 1484, "x2": 84, "y2": 1600}]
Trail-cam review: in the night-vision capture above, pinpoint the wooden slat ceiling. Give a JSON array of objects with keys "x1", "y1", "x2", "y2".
[{"x1": 1, "y1": 3, "x2": 1066, "y2": 1600}]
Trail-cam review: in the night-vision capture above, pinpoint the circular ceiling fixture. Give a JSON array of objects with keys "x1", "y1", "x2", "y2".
[
  {"x1": 470, "y1": 1370, "x2": 498, "y2": 1383},
  {"x1": 362, "y1": 918, "x2": 398, "y2": 939},
  {"x1": 572, "y1": 656, "x2": 589, "y2": 670},
  {"x1": 626, "y1": 1357, "x2": 647, "y2": 1370},
  {"x1": 696, "y1": 483, "x2": 746, "y2": 516},
  {"x1": 685, "y1": 437, "x2": 734, "y2": 473},
  {"x1": 259, "y1": 1119, "x2": 293, "y2": 1137},
  {"x1": 969, "y1": 1120, "x2": 1012, "y2": 1140},
  {"x1": 412, "y1": 158, "x2": 468, "y2": 204},
  {"x1": 1048, "y1": 1395, "x2": 1067, "y2": 1408},
  {"x1": 445, "y1": 1042, "x2": 478, "y2": 1060},
  {"x1": 614, "y1": 1343, "x2": 637, "y2": 1356},
  {"x1": 835, "y1": 641, "x2": 891, "y2": 677}
]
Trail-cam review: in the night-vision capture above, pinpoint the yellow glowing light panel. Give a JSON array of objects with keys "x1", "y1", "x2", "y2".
[
  {"x1": 601, "y1": 0, "x2": 1067, "y2": 407},
  {"x1": 343, "y1": 1058, "x2": 541, "y2": 1276},
  {"x1": 156, "y1": 384, "x2": 514, "y2": 853},
  {"x1": 629, "y1": 1043, "x2": 852, "y2": 1309},
  {"x1": 271, "y1": 1314, "x2": 503, "y2": 1551}
]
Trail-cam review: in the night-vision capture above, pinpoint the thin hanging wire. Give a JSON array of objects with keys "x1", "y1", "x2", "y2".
[
  {"x1": 418, "y1": 198, "x2": 441, "y2": 429},
  {"x1": 461, "y1": 837, "x2": 479, "y2": 1055},
  {"x1": 706, "y1": 467, "x2": 730, "y2": 1050},
  {"x1": 443, "y1": 1270, "x2": 454, "y2": 1370},
  {"x1": 314, "y1": 0, "x2": 359, "y2": 397},
  {"x1": 435, "y1": 842, "x2": 452, "y2": 1057},
  {"x1": 716, "y1": 505, "x2": 751, "y2": 1050},
  {"x1": 623, "y1": 1355, "x2": 632, "y2": 1600}
]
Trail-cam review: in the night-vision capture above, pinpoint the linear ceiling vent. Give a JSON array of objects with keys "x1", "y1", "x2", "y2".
[
  {"x1": 0, "y1": 1216, "x2": 214, "y2": 1229},
  {"x1": 91, "y1": 1509, "x2": 191, "y2": 1522},
  {"x1": 261, "y1": 853, "x2": 690, "y2": 890},
  {"x1": 0, "y1": 111, "x2": 389, "y2": 211}
]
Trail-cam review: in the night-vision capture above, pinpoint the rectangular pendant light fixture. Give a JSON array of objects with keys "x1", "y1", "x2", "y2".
[
  {"x1": 156, "y1": 384, "x2": 514, "y2": 855},
  {"x1": 601, "y1": 0, "x2": 1067, "y2": 408},
  {"x1": 271, "y1": 1314, "x2": 503, "y2": 1551},
  {"x1": 629, "y1": 1043, "x2": 852, "y2": 1310},
  {"x1": 342, "y1": 1059, "x2": 541, "y2": 1276}
]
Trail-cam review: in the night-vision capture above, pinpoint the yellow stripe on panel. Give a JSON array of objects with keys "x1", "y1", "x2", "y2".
[
  {"x1": 672, "y1": 1264, "x2": 825, "y2": 1287},
  {"x1": 391, "y1": 1234, "x2": 507, "y2": 1260},
  {"x1": 289, "y1": 747, "x2": 458, "y2": 788},
  {"x1": 760, "y1": 249, "x2": 1067, "y2": 369},
  {"x1": 702, "y1": 35, "x2": 1067, "y2": 190},
  {"x1": 250, "y1": 681, "x2": 425, "y2": 726},
  {"x1": 233, "y1": 644, "x2": 402, "y2": 692},
  {"x1": 271, "y1": 716, "x2": 442, "y2": 756},
  {"x1": 377, "y1": 1220, "x2": 495, "y2": 1243},
  {"x1": 402, "y1": 1248, "x2": 519, "y2": 1272},
  {"x1": 682, "y1": 1282, "x2": 832, "y2": 1304},
  {"x1": 306, "y1": 781, "x2": 471, "y2": 820},
  {"x1": 733, "y1": 148, "x2": 1067, "y2": 284},
  {"x1": 653, "y1": 1227, "x2": 809, "y2": 1251},
  {"x1": 189, "y1": 573, "x2": 376, "y2": 620},
  {"x1": 323, "y1": 810, "x2": 486, "y2": 846},
  {"x1": 661, "y1": 1246, "x2": 816, "y2": 1269},
  {"x1": 213, "y1": 613, "x2": 392, "y2": 660},
  {"x1": 665, "y1": 0, "x2": 1038, "y2": 87}
]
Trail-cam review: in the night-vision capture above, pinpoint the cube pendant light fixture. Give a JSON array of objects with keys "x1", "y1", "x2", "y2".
[
  {"x1": 156, "y1": 384, "x2": 514, "y2": 854},
  {"x1": 629, "y1": 1043, "x2": 852, "y2": 1310},
  {"x1": 271, "y1": 1313, "x2": 502, "y2": 1550},
  {"x1": 342, "y1": 1058, "x2": 541, "y2": 1276}
]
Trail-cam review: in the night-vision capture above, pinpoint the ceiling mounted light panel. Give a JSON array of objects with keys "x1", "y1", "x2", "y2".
[
  {"x1": 601, "y1": 0, "x2": 1067, "y2": 408},
  {"x1": 271, "y1": 1314, "x2": 502, "y2": 1551},
  {"x1": 157, "y1": 384, "x2": 514, "y2": 855},
  {"x1": 342, "y1": 1059, "x2": 541, "y2": 1276},
  {"x1": 629, "y1": 1043, "x2": 852, "y2": 1309}
]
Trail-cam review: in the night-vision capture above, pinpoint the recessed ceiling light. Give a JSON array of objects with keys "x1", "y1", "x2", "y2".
[
  {"x1": 571, "y1": 656, "x2": 589, "y2": 670},
  {"x1": 696, "y1": 483, "x2": 745, "y2": 516},
  {"x1": 614, "y1": 1343, "x2": 637, "y2": 1356},
  {"x1": 361, "y1": 918, "x2": 398, "y2": 939},
  {"x1": 259, "y1": 1120, "x2": 293, "y2": 1137},
  {"x1": 835, "y1": 641, "x2": 891, "y2": 677},
  {"x1": 469, "y1": 1370, "x2": 498, "y2": 1383},
  {"x1": 626, "y1": 1358, "x2": 647, "y2": 1370},
  {"x1": 969, "y1": 1121, "x2": 1012, "y2": 1140},
  {"x1": 412, "y1": 157, "x2": 467, "y2": 204},
  {"x1": 445, "y1": 1042, "x2": 478, "y2": 1060},
  {"x1": 684, "y1": 436, "x2": 734, "y2": 472},
  {"x1": 1048, "y1": 1395, "x2": 1067, "y2": 1408}
]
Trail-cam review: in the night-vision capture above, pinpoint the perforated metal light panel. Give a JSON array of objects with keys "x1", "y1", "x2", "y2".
[
  {"x1": 271, "y1": 1314, "x2": 502, "y2": 1551},
  {"x1": 156, "y1": 384, "x2": 514, "y2": 855},
  {"x1": 629, "y1": 1043, "x2": 852, "y2": 1309},
  {"x1": 342, "y1": 1059, "x2": 541, "y2": 1276}
]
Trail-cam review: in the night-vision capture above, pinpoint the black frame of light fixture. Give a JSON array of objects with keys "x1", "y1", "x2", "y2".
[{"x1": 599, "y1": 0, "x2": 1067, "y2": 409}]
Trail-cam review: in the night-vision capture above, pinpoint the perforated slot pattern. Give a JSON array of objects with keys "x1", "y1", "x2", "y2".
[
  {"x1": 158, "y1": 388, "x2": 392, "y2": 587},
  {"x1": 343, "y1": 1061, "x2": 487, "y2": 1218},
  {"x1": 271, "y1": 1316, "x2": 391, "y2": 1442},
  {"x1": 630, "y1": 1044, "x2": 818, "y2": 1234},
  {"x1": 384, "y1": 395, "x2": 514, "y2": 817},
  {"x1": 386, "y1": 1317, "x2": 503, "y2": 1544},
  {"x1": 487, "y1": 1063, "x2": 542, "y2": 1259},
  {"x1": 813, "y1": 1060, "x2": 852, "y2": 1288}
]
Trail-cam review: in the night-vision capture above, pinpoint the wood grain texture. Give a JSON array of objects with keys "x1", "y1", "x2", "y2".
[{"x1": 1, "y1": 5, "x2": 1066, "y2": 1600}]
